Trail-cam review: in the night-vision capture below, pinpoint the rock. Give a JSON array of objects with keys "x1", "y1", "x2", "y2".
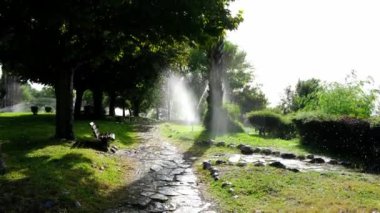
[
  {"x1": 237, "y1": 144, "x2": 245, "y2": 149},
  {"x1": 202, "y1": 161, "x2": 212, "y2": 170},
  {"x1": 111, "y1": 145, "x2": 118, "y2": 150},
  {"x1": 158, "y1": 187, "x2": 180, "y2": 196},
  {"x1": 280, "y1": 153, "x2": 297, "y2": 159},
  {"x1": 221, "y1": 181, "x2": 232, "y2": 188},
  {"x1": 254, "y1": 162, "x2": 265, "y2": 167},
  {"x1": 328, "y1": 159, "x2": 339, "y2": 165},
  {"x1": 228, "y1": 155, "x2": 241, "y2": 164},
  {"x1": 306, "y1": 154, "x2": 315, "y2": 159},
  {"x1": 150, "y1": 193, "x2": 169, "y2": 202},
  {"x1": 209, "y1": 167, "x2": 219, "y2": 174},
  {"x1": 147, "y1": 202, "x2": 176, "y2": 212},
  {"x1": 99, "y1": 166, "x2": 105, "y2": 171},
  {"x1": 215, "y1": 159, "x2": 226, "y2": 165},
  {"x1": 136, "y1": 196, "x2": 152, "y2": 207},
  {"x1": 340, "y1": 161, "x2": 351, "y2": 167},
  {"x1": 232, "y1": 195, "x2": 239, "y2": 199},
  {"x1": 74, "y1": 200, "x2": 81, "y2": 208},
  {"x1": 110, "y1": 147, "x2": 117, "y2": 153},
  {"x1": 150, "y1": 165, "x2": 163, "y2": 172},
  {"x1": 269, "y1": 161, "x2": 286, "y2": 169},
  {"x1": 240, "y1": 145, "x2": 254, "y2": 155},
  {"x1": 227, "y1": 144, "x2": 236, "y2": 148},
  {"x1": 272, "y1": 151, "x2": 281, "y2": 156},
  {"x1": 228, "y1": 188, "x2": 235, "y2": 194},
  {"x1": 287, "y1": 168, "x2": 300, "y2": 173},
  {"x1": 253, "y1": 148, "x2": 262, "y2": 153},
  {"x1": 297, "y1": 155, "x2": 306, "y2": 160},
  {"x1": 261, "y1": 149, "x2": 272, "y2": 155},
  {"x1": 310, "y1": 158, "x2": 325, "y2": 164},
  {"x1": 237, "y1": 162, "x2": 247, "y2": 167},
  {"x1": 216, "y1": 142, "x2": 226, "y2": 147}
]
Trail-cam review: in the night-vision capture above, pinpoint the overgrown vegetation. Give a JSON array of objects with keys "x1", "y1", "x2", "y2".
[{"x1": 0, "y1": 113, "x2": 138, "y2": 212}]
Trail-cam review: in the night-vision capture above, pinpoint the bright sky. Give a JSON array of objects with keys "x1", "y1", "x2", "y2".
[{"x1": 227, "y1": 0, "x2": 380, "y2": 106}]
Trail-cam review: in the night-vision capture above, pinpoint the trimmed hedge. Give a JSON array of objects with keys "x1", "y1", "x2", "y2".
[
  {"x1": 293, "y1": 112, "x2": 380, "y2": 163},
  {"x1": 247, "y1": 110, "x2": 295, "y2": 139}
]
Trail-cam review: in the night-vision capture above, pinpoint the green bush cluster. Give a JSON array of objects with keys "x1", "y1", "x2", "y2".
[
  {"x1": 293, "y1": 112, "x2": 380, "y2": 164},
  {"x1": 247, "y1": 110, "x2": 295, "y2": 139}
]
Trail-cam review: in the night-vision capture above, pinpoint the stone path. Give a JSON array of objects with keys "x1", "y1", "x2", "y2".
[{"x1": 106, "y1": 125, "x2": 216, "y2": 213}]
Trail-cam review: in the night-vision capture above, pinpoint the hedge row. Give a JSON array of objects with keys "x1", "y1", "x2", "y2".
[
  {"x1": 293, "y1": 112, "x2": 380, "y2": 163},
  {"x1": 247, "y1": 110, "x2": 295, "y2": 139}
]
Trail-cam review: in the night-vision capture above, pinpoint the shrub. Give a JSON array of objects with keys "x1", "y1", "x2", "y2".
[
  {"x1": 293, "y1": 112, "x2": 379, "y2": 163},
  {"x1": 30, "y1": 106, "x2": 39, "y2": 115},
  {"x1": 44, "y1": 106, "x2": 52, "y2": 113},
  {"x1": 247, "y1": 110, "x2": 295, "y2": 139}
]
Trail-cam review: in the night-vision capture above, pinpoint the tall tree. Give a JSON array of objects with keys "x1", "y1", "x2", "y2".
[{"x1": 0, "y1": 0, "x2": 242, "y2": 139}]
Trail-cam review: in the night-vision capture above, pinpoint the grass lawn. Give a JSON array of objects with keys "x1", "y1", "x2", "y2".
[
  {"x1": 0, "y1": 113, "x2": 138, "y2": 212},
  {"x1": 160, "y1": 122, "x2": 380, "y2": 212},
  {"x1": 160, "y1": 122, "x2": 307, "y2": 155}
]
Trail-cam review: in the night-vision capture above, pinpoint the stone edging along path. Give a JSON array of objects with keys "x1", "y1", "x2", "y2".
[
  {"x1": 199, "y1": 140, "x2": 354, "y2": 182},
  {"x1": 106, "y1": 125, "x2": 216, "y2": 213}
]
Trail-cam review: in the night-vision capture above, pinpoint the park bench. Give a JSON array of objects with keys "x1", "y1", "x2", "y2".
[{"x1": 89, "y1": 122, "x2": 115, "y2": 148}]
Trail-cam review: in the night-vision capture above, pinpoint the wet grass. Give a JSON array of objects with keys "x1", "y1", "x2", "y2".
[
  {"x1": 0, "y1": 113, "x2": 138, "y2": 212},
  {"x1": 160, "y1": 122, "x2": 307, "y2": 155},
  {"x1": 160, "y1": 122, "x2": 380, "y2": 212}
]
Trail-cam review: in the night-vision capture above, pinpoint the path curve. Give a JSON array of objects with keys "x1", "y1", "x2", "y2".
[{"x1": 107, "y1": 125, "x2": 216, "y2": 213}]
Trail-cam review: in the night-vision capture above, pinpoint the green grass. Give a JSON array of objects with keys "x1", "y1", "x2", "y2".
[
  {"x1": 160, "y1": 122, "x2": 380, "y2": 212},
  {"x1": 0, "y1": 113, "x2": 138, "y2": 212},
  {"x1": 200, "y1": 165, "x2": 380, "y2": 212},
  {"x1": 160, "y1": 122, "x2": 306, "y2": 155}
]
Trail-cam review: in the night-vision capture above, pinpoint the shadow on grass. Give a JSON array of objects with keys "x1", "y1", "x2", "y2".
[
  {"x1": 182, "y1": 130, "x2": 213, "y2": 160},
  {"x1": 0, "y1": 114, "x2": 140, "y2": 212}
]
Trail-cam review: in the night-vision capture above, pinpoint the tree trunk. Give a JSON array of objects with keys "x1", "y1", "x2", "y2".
[
  {"x1": 108, "y1": 91, "x2": 116, "y2": 117},
  {"x1": 55, "y1": 69, "x2": 75, "y2": 140},
  {"x1": 133, "y1": 103, "x2": 140, "y2": 117},
  {"x1": 205, "y1": 40, "x2": 226, "y2": 135},
  {"x1": 74, "y1": 87, "x2": 84, "y2": 119},
  {"x1": 92, "y1": 88, "x2": 103, "y2": 119}
]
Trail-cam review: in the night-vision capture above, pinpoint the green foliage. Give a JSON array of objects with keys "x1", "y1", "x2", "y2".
[
  {"x1": 232, "y1": 85, "x2": 267, "y2": 113},
  {"x1": 305, "y1": 75, "x2": 378, "y2": 118},
  {"x1": 279, "y1": 78, "x2": 321, "y2": 114},
  {"x1": 223, "y1": 103, "x2": 241, "y2": 122},
  {"x1": 293, "y1": 112, "x2": 380, "y2": 164},
  {"x1": 247, "y1": 110, "x2": 295, "y2": 139}
]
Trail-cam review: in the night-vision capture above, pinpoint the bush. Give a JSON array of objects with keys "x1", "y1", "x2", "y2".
[
  {"x1": 293, "y1": 112, "x2": 379, "y2": 163},
  {"x1": 44, "y1": 106, "x2": 52, "y2": 113},
  {"x1": 30, "y1": 106, "x2": 39, "y2": 115},
  {"x1": 247, "y1": 110, "x2": 295, "y2": 139}
]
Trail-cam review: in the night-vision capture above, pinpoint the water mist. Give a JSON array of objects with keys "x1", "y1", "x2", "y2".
[{"x1": 166, "y1": 74, "x2": 199, "y2": 124}]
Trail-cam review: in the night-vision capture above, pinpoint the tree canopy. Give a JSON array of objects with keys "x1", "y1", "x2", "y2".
[{"x1": 0, "y1": 0, "x2": 242, "y2": 139}]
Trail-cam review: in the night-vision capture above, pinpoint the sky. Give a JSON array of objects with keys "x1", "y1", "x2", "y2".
[{"x1": 227, "y1": 0, "x2": 380, "y2": 106}]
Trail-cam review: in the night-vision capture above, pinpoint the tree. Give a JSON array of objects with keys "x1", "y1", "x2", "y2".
[
  {"x1": 293, "y1": 78, "x2": 321, "y2": 111},
  {"x1": 1, "y1": 0, "x2": 242, "y2": 139},
  {"x1": 278, "y1": 78, "x2": 321, "y2": 114},
  {"x1": 310, "y1": 78, "x2": 378, "y2": 118}
]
